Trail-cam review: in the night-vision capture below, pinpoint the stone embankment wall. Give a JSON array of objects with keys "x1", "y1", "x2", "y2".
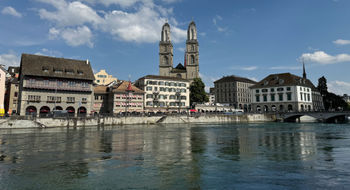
[{"x1": 0, "y1": 114, "x2": 275, "y2": 128}]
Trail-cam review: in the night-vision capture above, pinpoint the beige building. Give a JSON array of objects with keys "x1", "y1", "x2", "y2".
[
  {"x1": 159, "y1": 21, "x2": 199, "y2": 82},
  {"x1": 108, "y1": 81, "x2": 144, "y2": 114},
  {"x1": 92, "y1": 85, "x2": 109, "y2": 114},
  {"x1": 135, "y1": 75, "x2": 190, "y2": 112},
  {"x1": 17, "y1": 54, "x2": 95, "y2": 116},
  {"x1": 94, "y1": 69, "x2": 117, "y2": 85},
  {"x1": 214, "y1": 75, "x2": 257, "y2": 112}
]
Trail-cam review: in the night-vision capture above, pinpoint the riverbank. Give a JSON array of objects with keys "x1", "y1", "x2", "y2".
[{"x1": 0, "y1": 114, "x2": 276, "y2": 128}]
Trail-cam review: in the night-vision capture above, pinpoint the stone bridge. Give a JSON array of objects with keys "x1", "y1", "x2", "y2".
[{"x1": 277, "y1": 111, "x2": 350, "y2": 123}]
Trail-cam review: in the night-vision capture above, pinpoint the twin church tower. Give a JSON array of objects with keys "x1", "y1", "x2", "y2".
[{"x1": 159, "y1": 21, "x2": 199, "y2": 81}]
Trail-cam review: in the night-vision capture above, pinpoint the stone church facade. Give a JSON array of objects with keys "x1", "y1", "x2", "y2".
[{"x1": 159, "y1": 21, "x2": 199, "y2": 82}]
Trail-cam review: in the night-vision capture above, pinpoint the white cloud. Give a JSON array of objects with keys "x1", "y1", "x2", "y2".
[
  {"x1": 212, "y1": 15, "x2": 222, "y2": 25},
  {"x1": 38, "y1": 0, "x2": 103, "y2": 27},
  {"x1": 269, "y1": 66, "x2": 301, "y2": 70},
  {"x1": 199, "y1": 73, "x2": 219, "y2": 92},
  {"x1": 328, "y1": 80, "x2": 350, "y2": 95},
  {"x1": 300, "y1": 51, "x2": 350, "y2": 64},
  {"x1": 177, "y1": 47, "x2": 185, "y2": 52},
  {"x1": 230, "y1": 66, "x2": 258, "y2": 71},
  {"x1": 49, "y1": 26, "x2": 94, "y2": 47},
  {"x1": 61, "y1": 26, "x2": 94, "y2": 47},
  {"x1": 248, "y1": 77, "x2": 258, "y2": 82},
  {"x1": 1, "y1": 6, "x2": 22, "y2": 18},
  {"x1": 333, "y1": 39, "x2": 350, "y2": 45},
  {"x1": 35, "y1": 48, "x2": 63, "y2": 57},
  {"x1": 36, "y1": 0, "x2": 187, "y2": 46},
  {"x1": 0, "y1": 52, "x2": 20, "y2": 68},
  {"x1": 81, "y1": 0, "x2": 149, "y2": 7},
  {"x1": 212, "y1": 15, "x2": 227, "y2": 33}
]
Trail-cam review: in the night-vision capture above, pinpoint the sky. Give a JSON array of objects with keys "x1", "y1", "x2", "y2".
[{"x1": 1, "y1": 0, "x2": 350, "y2": 95}]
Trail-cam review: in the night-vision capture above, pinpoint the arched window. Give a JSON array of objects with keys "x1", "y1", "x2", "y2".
[
  {"x1": 191, "y1": 29, "x2": 194, "y2": 40},
  {"x1": 165, "y1": 30, "x2": 168, "y2": 41},
  {"x1": 191, "y1": 45, "x2": 195, "y2": 51},
  {"x1": 191, "y1": 55, "x2": 195, "y2": 64}
]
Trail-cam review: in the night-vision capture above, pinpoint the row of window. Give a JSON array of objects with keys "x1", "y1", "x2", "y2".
[
  {"x1": 256, "y1": 93, "x2": 292, "y2": 102},
  {"x1": 42, "y1": 67, "x2": 84, "y2": 75},
  {"x1": 256, "y1": 87, "x2": 291, "y2": 93},
  {"x1": 300, "y1": 93, "x2": 311, "y2": 101},
  {"x1": 146, "y1": 102, "x2": 186, "y2": 107},
  {"x1": 116, "y1": 105, "x2": 142, "y2": 108},
  {"x1": 145, "y1": 94, "x2": 187, "y2": 100},
  {"x1": 27, "y1": 95, "x2": 87, "y2": 103},
  {"x1": 300, "y1": 87, "x2": 310, "y2": 92},
  {"x1": 146, "y1": 86, "x2": 186, "y2": 93},
  {"x1": 27, "y1": 79, "x2": 90, "y2": 88},
  {"x1": 147, "y1": 80, "x2": 187, "y2": 87}
]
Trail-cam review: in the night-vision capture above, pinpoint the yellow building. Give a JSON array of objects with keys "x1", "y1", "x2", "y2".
[{"x1": 94, "y1": 69, "x2": 117, "y2": 85}]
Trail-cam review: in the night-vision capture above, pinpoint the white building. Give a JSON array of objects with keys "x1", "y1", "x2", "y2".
[
  {"x1": 250, "y1": 73, "x2": 314, "y2": 112},
  {"x1": 135, "y1": 75, "x2": 190, "y2": 112}
]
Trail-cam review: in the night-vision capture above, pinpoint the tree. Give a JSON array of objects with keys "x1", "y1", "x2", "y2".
[
  {"x1": 190, "y1": 78, "x2": 209, "y2": 106},
  {"x1": 317, "y1": 76, "x2": 348, "y2": 111},
  {"x1": 317, "y1": 76, "x2": 328, "y2": 96}
]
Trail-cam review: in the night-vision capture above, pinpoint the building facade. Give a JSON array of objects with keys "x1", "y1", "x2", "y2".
[
  {"x1": 214, "y1": 75, "x2": 257, "y2": 111},
  {"x1": 208, "y1": 87, "x2": 215, "y2": 105},
  {"x1": 108, "y1": 81, "x2": 144, "y2": 114},
  {"x1": 250, "y1": 73, "x2": 315, "y2": 112},
  {"x1": 159, "y1": 21, "x2": 199, "y2": 81},
  {"x1": 4, "y1": 66, "x2": 20, "y2": 115},
  {"x1": 92, "y1": 85, "x2": 109, "y2": 114},
  {"x1": 0, "y1": 66, "x2": 8, "y2": 116},
  {"x1": 17, "y1": 54, "x2": 95, "y2": 116},
  {"x1": 94, "y1": 69, "x2": 117, "y2": 85},
  {"x1": 135, "y1": 75, "x2": 190, "y2": 112}
]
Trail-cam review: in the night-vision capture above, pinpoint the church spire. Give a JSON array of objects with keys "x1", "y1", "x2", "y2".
[{"x1": 303, "y1": 61, "x2": 307, "y2": 79}]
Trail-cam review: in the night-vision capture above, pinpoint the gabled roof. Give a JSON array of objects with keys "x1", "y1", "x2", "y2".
[
  {"x1": 94, "y1": 85, "x2": 108, "y2": 94},
  {"x1": 214, "y1": 75, "x2": 257, "y2": 84},
  {"x1": 111, "y1": 81, "x2": 144, "y2": 94},
  {"x1": 20, "y1": 54, "x2": 95, "y2": 81},
  {"x1": 175, "y1": 63, "x2": 186, "y2": 70},
  {"x1": 250, "y1": 73, "x2": 317, "y2": 90}
]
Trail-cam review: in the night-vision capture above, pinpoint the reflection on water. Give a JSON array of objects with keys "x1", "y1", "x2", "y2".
[{"x1": 0, "y1": 123, "x2": 350, "y2": 189}]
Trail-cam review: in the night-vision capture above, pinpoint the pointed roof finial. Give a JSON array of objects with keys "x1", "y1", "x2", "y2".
[{"x1": 302, "y1": 59, "x2": 307, "y2": 79}]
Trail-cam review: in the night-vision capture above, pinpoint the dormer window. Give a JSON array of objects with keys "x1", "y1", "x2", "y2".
[
  {"x1": 279, "y1": 79, "x2": 284, "y2": 84},
  {"x1": 42, "y1": 66, "x2": 49, "y2": 72},
  {"x1": 65, "y1": 69, "x2": 74, "y2": 74},
  {"x1": 264, "y1": 81, "x2": 269, "y2": 86},
  {"x1": 77, "y1": 70, "x2": 83, "y2": 75},
  {"x1": 53, "y1": 68, "x2": 63, "y2": 74}
]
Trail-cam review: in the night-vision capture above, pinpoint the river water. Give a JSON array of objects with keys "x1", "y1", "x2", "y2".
[{"x1": 0, "y1": 123, "x2": 349, "y2": 189}]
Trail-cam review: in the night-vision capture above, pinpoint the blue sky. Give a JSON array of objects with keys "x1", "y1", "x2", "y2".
[{"x1": 1, "y1": 0, "x2": 350, "y2": 95}]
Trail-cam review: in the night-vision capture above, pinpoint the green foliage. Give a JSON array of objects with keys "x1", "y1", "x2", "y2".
[
  {"x1": 317, "y1": 76, "x2": 348, "y2": 111},
  {"x1": 323, "y1": 92, "x2": 349, "y2": 111},
  {"x1": 190, "y1": 78, "x2": 209, "y2": 105}
]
